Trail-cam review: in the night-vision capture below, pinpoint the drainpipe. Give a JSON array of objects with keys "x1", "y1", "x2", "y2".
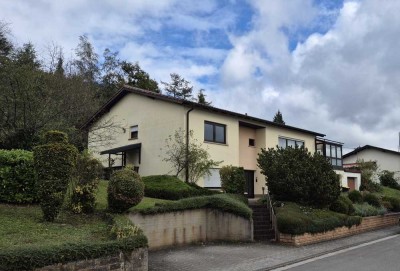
[{"x1": 186, "y1": 107, "x2": 194, "y2": 182}]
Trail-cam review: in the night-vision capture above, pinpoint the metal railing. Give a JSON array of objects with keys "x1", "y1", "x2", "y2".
[{"x1": 265, "y1": 193, "x2": 279, "y2": 241}]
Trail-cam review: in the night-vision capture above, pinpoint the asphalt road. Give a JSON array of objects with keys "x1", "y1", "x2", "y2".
[{"x1": 275, "y1": 235, "x2": 400, "y2": 271}]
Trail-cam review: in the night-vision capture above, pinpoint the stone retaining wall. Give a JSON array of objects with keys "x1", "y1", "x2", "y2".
[
  {"x1": 36, "y1": 248, "x2": 148, "y2": 271},
  {"x1": 129, "y1": 209, "x2": 253, "y2": 249},
  {"x1": 279, "y1": 213, "x2": 400, "y2": 246}
]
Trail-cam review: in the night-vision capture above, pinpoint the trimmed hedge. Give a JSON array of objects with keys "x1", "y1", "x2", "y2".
[
  {"x1": 139, "y1": 194, "x2": 252, "y2": 219},
  {"x1": 0, "y1": 149, "x2": 37, "y2": 203},
  {"x1": 143, "y1": 175, "x2": 216, "y2": 200},
  {"x1": 275, "y1": 202, "x2": 362, "y2": 235},
  {"x1": 0, "y1": 235, "x2": 147, "y2": 271}
]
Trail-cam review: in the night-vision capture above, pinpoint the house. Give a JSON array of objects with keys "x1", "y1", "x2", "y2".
[
  {"x1": 83, "y1": 86, "x2": 360, "y2": 197},
  {"x1": 343, "y1": 145, "x2": 400, "y2": 181}
]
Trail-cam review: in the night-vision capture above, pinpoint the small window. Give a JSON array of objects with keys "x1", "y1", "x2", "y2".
[
  {"x1": 249, "y1": 138, "x2": 255, "y2": 147},
  {"x1": 204, "y1": 121, "x2": 226, "y2": 144},
  {"x1": 130, "y1": 125, "x2": 138, "y2": 139}
]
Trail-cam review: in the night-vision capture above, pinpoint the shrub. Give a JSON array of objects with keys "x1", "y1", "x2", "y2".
[
  {"x1": 382, "y1": 201, "x2": 393, "y2": 210},
  {"x1": 330, "y1": 195, "x2": 355, "y2": 215},
  {"x1": 219, "y1": 165, "x2": 245, "y2": 194},
  {"x1": 257, "y1": 147, "x2": 340, "y2": 207},
  {"x1": 353, "y1": 203, "x2": 387, "y2": 217},
  {"x1": 380, "y1": 170, "x2": 400, "y2": 190},
  {"x1": 0, "y1": 235, "x2": 147, "y2": 271},
  {"x1": 275, "y1": 202, "x2": 361, "y2": 235},
  {"x1": 33, "y1": 131, "x2": 78, "y2": 221},
  {"x1": 382, "y1": 196, "x2": 400, "y2": 212},
  {"x1": 143, "y1": 175, "x2": 215, "y2": 200},
  {"x1": 139, "y1": 194, "x2": 252, "y2": 219},
  {"x1": 70, "y1": 151, "x2": 103, "y2": 214},
  {"x1": 108, "y1": 167, "x2": 144, "y2": 213},
  {"x1": 109, "y1": 215, "x2": 143, "y2": 240},
  {"x1": 0, "y1": 149, "x2": 36, "y2": 203},
  {"x1": 363, "y1": 193, "x2": 381, "y2": 207},
  {"x1": 348, "y1": 190, "x2": 363, "y2": 203}
]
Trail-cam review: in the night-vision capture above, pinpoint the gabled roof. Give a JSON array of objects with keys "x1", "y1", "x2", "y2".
[
  {"x1": 343, "y1": 145, "x2": 400, "y2": 158},
  {"x1": 82, "y1": 85, "x2": 325, "y2": 137}
]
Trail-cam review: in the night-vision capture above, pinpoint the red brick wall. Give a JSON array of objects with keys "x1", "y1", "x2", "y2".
[{"x1": 279, "y1": 213, "x2": 400, "y2": 246}]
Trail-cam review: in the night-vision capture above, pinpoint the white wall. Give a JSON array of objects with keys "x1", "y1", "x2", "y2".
[{"x1": 344, "y1": 149, "x2": 400, "y2": 180}]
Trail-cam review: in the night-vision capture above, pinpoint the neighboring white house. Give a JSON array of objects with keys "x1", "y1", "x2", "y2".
[
  {"x1": 343, "y1": 145, "x2": 400, "y2": 181},
  {"x1": 83, "y1": 86, "x2": 360, "y2": 197}
]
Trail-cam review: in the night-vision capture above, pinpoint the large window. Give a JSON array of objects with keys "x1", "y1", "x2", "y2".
[
  {"x1": 278, "y1": 137, "x2": 304, "y2": 149},
  {"x1": 204, "y1": 121, "x2": 226, "y2": 144},
  {"x1": 326, "y1": 144, "x2": 342, "y2": 167}
]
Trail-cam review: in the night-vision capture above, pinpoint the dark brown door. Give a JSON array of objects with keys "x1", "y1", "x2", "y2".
[
  {"x1": 244, "y1": 170, "x2": 255, "y2": 198},
  {"x1": 348, "y1": 177, "x2": 356, "y2": 191}
]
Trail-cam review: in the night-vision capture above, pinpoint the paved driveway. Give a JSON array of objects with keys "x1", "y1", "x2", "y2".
[{"x1": 149, "y1": 226, "x2": 399, "y2": 271}]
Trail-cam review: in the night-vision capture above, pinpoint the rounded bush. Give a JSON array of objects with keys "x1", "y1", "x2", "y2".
[
  {"x1": 108, "y1": 167, "x2": 144, "y2": 213},
  {"x1": 363, "y1": 193, "x2": 381, "y2": 207},
  {"x1": 330, "y1": 195, "x2": 354, "y2": 215},
  {"x1": 348, "y1": 190, "x2": 363, "y2": 203}
]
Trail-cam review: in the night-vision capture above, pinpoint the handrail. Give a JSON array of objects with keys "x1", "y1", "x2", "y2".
[{"x1": 265, "y1": 193, "x2": 279, "y2": 241}]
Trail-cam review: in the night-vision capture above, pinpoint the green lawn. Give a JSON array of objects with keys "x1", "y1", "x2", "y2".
[
  {"x1": 0, "y1": 204, "x2": 109, "y2": 250},
  {"x1": 374, "y1": 186, "x2": 400, "y2": 199},
  {"x1": 96, "y1": 180, "x2": 173, "y2": 211}
]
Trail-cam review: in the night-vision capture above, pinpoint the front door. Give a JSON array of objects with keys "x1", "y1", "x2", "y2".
[
  {"x1": 348, "y1": 177, "x2": 356, "y2": 191},
  {"x1": 244, "y1": 170, "x2": 255, "y2": 198}
]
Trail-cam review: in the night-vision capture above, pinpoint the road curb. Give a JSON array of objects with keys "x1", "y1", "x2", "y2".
[{"x1": 258, "y1": 230, "x2": 400, "y2": 271}]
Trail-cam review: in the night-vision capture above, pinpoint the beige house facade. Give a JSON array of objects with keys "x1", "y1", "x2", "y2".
[
  {"x1": 84, "y1": 86, "x2": 358, "y2": 197},
  {"x1": 343, "y1": 145, "x2": 400, "y2": 181}
]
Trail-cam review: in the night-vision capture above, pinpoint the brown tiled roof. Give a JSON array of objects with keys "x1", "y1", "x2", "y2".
[{"x1": 81, "y1": 85, "x2": 325, "y2": 137}]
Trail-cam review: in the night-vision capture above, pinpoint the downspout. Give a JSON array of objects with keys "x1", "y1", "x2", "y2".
[{"x1": 186, "y1": 107, "x2": 194, "y2": 182}]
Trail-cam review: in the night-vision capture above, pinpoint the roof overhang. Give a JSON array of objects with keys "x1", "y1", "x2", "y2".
[{"x1": 100, "y1": 143, "x2": 141, "y2": 155}]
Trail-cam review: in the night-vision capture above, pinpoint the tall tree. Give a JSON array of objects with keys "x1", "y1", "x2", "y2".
[
  {"x1": 73, "y1": 35, "x2": 99, "y2": 82},
  {"x1": 121, "y1": 61, "x2": 159, "y2": 93},
  {"x1": 197, "y1": 89, "x2": 211, "y2": 106},
  {"x1": 273, "y1": 110, "x2": 285, "y2": 125},
  {"x1": 161, "y1": 73, "x2": 193, "y2": 100},
  {"x1": 0, "y1": 22, "x2": 12, "y2": 57}
]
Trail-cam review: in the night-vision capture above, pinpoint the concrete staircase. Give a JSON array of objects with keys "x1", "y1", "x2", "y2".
[{"x1": 250, "y1": 203, "x2": 275, "y2": 241}]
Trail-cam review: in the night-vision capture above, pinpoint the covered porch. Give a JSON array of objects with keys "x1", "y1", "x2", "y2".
[{"x1": 100, "y1": 143, "x2": 142, "y2": 176}]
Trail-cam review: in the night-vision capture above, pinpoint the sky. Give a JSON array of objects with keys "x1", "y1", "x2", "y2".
[{"x1": 1, "y1": 0, "x2": 400, "y2": 153}]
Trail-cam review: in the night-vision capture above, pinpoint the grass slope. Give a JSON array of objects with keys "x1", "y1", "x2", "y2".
[{"x1": 0, "y1": 204, "x2": 109, "y2": 250}]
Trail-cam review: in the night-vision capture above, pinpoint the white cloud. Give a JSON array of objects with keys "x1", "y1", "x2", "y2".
[{"x1": 216, "y1": 0, "x2": 400, "y2": 151}]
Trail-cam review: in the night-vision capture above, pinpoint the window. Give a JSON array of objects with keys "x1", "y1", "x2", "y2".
[
  {"x1": 204, "y1": 121, "x2": 226, "y2": 144},
  {"x1": 204, "y1": 168, "x2": 221, "y2": 187},
  {"x1": 325, "y1": 143, "x2": 343, "y2": 168},
  {"x1": 249, "y1": 138, "x2": 255, "y2": 147},
  {"x1": 278, "y1": 137, "x2": 304, "y2": 149},
  {"x1": 130, "y1": 125, "x2": 138, "y2": 139}
]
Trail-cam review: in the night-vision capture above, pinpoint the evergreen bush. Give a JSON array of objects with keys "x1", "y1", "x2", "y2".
[
  {"x1": 363, "y1": 193, "x2": 381, "y2": 207},
  {"x1": 348, "y1": 190, "x2": 363, "y2": 203},
  {"x1": 70, "y1": 151, "x2": 103, "y2": 214},
  {"x1": 330, "y1": 195, "x2": 354, "y2": 215},
  {"x1": 33, "y1": 131, "x2": 78, "y2": 221},
  {"x1": 108, "y1": 167, "x2": 144, "y2": 213},
  {"x1": 0, "y1": 149, "x2": 37, "y2": 203},
  {"x1": 382, "y1": 196, "x2": 400, "y2": 212},
  {"x1": 380, "y1": 170, "x2": 400, "y2": 190},
  {"x1": 257, "y1": 147, "x2": 340, "y2": 207},
  {"x1": 219, "y1": 165, "x2": 245, "y2": 194}
]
